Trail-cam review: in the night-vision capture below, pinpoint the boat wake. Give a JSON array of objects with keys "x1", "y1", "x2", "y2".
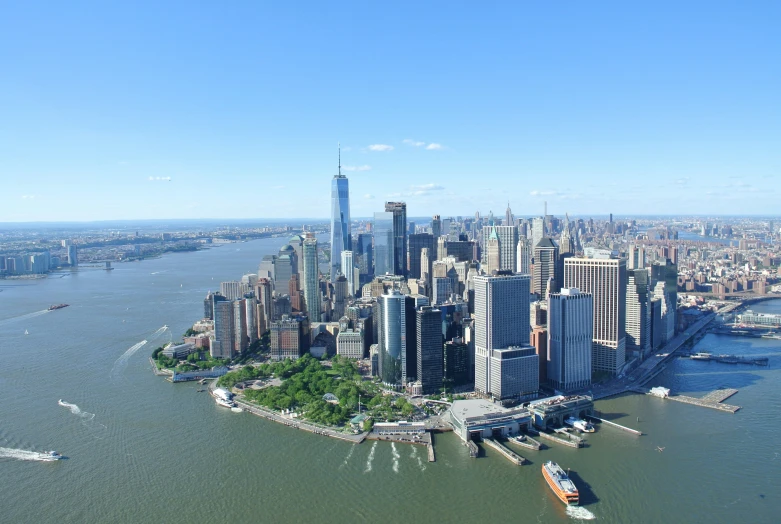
[
  {"x1": 566, "y1": 506, "x2": 596, "y2": 520},
  {"x1": 391, "y1": 442, "x2": 400, "y2": 473},
  {"x1": 58, "y1": 399, "x2": 95, "y2": 421},
  {"x1": 339, "y1": 445, "x2": 355, "y2": 469},
  {"x1": 110, "y1": 325, "x2": 169, "y2": 379},
  {"x1": 364, "y1": 441, "x2": 377, "y2": 473},
  {"x1": 150, "y1": 270, "x2": 169, "y2": 275},
  {"x1": 0, "y1": 309, "x2": 50, "y2": 328},
  {"x1": 0, "y1": 447, "x2": 60, "y2": 462},
  {"x1": 410, "y1": 443, "x2": 426, "y2": 471}
]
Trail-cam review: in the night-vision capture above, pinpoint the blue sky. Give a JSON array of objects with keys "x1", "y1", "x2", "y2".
[{"x1": 1, "y1": 1, "x2": 779, "y2": 222}]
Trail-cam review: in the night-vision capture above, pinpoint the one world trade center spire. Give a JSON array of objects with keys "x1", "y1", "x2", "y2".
[{"x1": 330, "y1": 143, "x2": 351, "y2": 282}]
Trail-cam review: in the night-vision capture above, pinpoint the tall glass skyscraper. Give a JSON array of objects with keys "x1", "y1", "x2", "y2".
[
  {"x1": 330, "y1": 148, "x2": 351, "y2": 282},
  {"x1": 373, "y1": 211, "x2": 394, "y2": 276},
  {"x1": 385, "y1": 201, "x2": 407, "y2": 276},
  {"x1": 302, "y1": 236, "x2": 321, "y2": 322}
]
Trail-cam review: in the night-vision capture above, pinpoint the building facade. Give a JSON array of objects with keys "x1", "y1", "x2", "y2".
[
  {"x1": 330, "y1": 162, "x2": 351, "y2": 282},
  {"x1": 547, "y1": 288, "x2": 593, "y2": 392}
]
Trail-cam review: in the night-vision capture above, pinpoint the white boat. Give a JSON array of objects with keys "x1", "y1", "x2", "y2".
[
  {"x1": 648, "y1": 386, "x2": 670, "y2": 398},
  {"x1": 564, "y1": 417, "x2": 595, "y2": 433},
  {"x1": 45, "y1": 451, "x2": 63, "y2": 460},
  {"x1": 25, "y1": 329, "x2": 29, "y2": 335},
  {"x1": 230, "y1": 407, "x2": 243, "y2": 413},
  {"x1": 215, "y1": 397, "x2": 236, "y2": 408}
]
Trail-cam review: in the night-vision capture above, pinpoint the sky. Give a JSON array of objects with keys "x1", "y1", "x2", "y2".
[{"x1": 1, "y1": 1, "x2": 780, "y2": 222}]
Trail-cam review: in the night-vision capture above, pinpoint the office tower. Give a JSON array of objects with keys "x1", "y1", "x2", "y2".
[
  {"x1": 485, "y1": 227, "x2": 501, "y2": 274},
  {"x1": 440, "y1": 239, "x2": 475, "y2": 262},
  {"x1": 333, "y1": 275, "x2": 348, "y2": 319},
  {"x1": 341, "y1": 250, "x2": 355, "y2": 296},
  {"x1": 288, "y1": 273, "x2": 303, "y2": 312},
  {"x1": 330, "y1": 147, "x2": 351, "y2": 282},
  {"x1": 487, "y1": 346, "x2": 539, "y2": 400},
  {"x1": 272, "y1": 294, "x2": 292, "y2": 321},
  {"x1": 516, "y1": 236, "x2": 531, "y2": 274},
  {"x1": 547, "y1": 288, "x2": 593, "y2": 391},
  {"x1": 258, "y1": 255, "x2": 276, "y2": 281},
  {"x1": 431, "y1": 215, "x2": 442, "y2": 238},
  {"x1": 355, "y1": 233, "x2": 374, "y2": 283},
  {"x1": 505, "y1": 202, "x2": 513, "y2": 226},
  {"x1": 302, "y1": 236, "x2": 321, "y2": 322},
  {"x1": 274, "y1": 245, "x2": 296, "y2": 291},
  {"x1": 211, "y1": 299, "x2": 235, "y2": 359},
  {"x1": 533, "y1": 238, "x2": 559, "y2": 297},
  {"x1": 417, "y1": 306, "x2": 444, "y2": 394},
  {"x1": 473, "y1": 273, "x2": 534, "y2": 399},
  {"x1": 378, "y1": 290, "x2": 407, "y2": 387},
  {"x1": 626, "y1": 269, "x2": 651, "y2": 359},
  {"x1": 444, "y1": 338, "x2": 470, "y2": 387},
  {"x1": 270, "y1": 315, "x2": 310, "y2": 361},
  {"x1": 203, "y1": 291, "x2": 220, "y2": 320},
  {"x1": 220, "y1": 281, "x2": 250, "y2": 301},
  {"x1": 530, "y1": 326, "x2": 548, "y2": 384},
  {"x1": 255, "y1": 279, "x2": 273, "y2": 333},
  {"x1": 373, "y1": 211, "x2": 394, "y2": 276},
  {"x1": 385, "y1": 202, "x2": 407, "y2": 276},
  {"x1": 245, "y1": 296, "x2": 258, "y2": 345},
  {"x1": 531, "y1": 218, "x2": 545, "y2": 252},
  {"x1": 628, "y1": 244, "x2": 646, "y2": 270},
  {"x1": 408, "y1": 233, "x2": 435, "y2": 280},
  {"x1": 67, "y1": 245, "x2": 78, "y2": 266},
  {"x1": 651, "y1": 260, "x2": 677, "y2": 344},
  {"x1": 564, "y1": 257, "x2": 627, "y2": 375},
  {"x1": 233, "y1": 299, "x2": 248, "y2": 353},
  {"x1": 420, "y1": 247, "x2": 432, "y2": 285},
  {"x1": 560, "y1": 214, "x2": 574, "y2": 256},
  {"x1": 432, "y1": 276, "x2": 452, "y2": 305},
  {"x1": 405, "y1": 293, "x2": 430, "y2": 381},
  {"x1": 482, "y1": 225, "x2": 517, "y2": 271},
  {"x1": 408, "y1": 221, "x2": 416, "y2": 236}
]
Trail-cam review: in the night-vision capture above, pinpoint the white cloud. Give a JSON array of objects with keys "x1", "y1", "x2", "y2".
[
  {"x1": 148, "y1": 176, "x2": 172, "y2": 182},
  {"x1": 367, "y1": 144, "x2": 394, "y2": 152},
  {"x1": 410, "y1": 183, "x2": 444, "y2": 192},
  {"x1": 425, "y1": 143, "x2": 445, "y2": 150},
  {"x1": 272, "y1": 185, "x2": 285, "y2": 189},
  {"x1": 403, "y1": 139, "x2": 426, "y2": 147},
  {"x1": 20, "y1": 194, "x2": 36, "y2": 199},
  {"x1": 529, "y1": 190, "x2": 557, "y2": 196},
  {"x1": 363, "y1": 194, "x2": 375, "y2": 199},
  {"x1": 342, "y1": 165, "x2": 372, "y2": 172}
]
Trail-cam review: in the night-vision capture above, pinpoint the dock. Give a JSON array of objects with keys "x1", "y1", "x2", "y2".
[
  {"x1": 427, "y1": 434, "x2": 436, "y2": 462},
  {"x1": 535, "y1": 429, "x2": 584, "y2": 448},
  {"x1": 507, "y1": 434, "x2": 543, "y2": 451},
  {"x1": 587, "y1": 416, "x2": 642, "y2": 436},
  {"x1": 466, "y1": 440, "x2": 479, "y2": 458},
  {"x1": 665, "y1": 388, "x2": 741, "y2": 413},
  {"x1": 482, "y1": 438, "x2": 526, "y2": 465}
]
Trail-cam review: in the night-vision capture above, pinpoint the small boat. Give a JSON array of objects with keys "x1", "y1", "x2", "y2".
[
  {"x1": 565, "y1": 417, "x2": 595, "y2": 433},
  {"x1": 48, "y1": 304, "x2": 69, "y2": 311},
  {"x1": 25, "y1": 329, "x2": 29, "y2": 335},
  {"x1": 542, "y1": 461, "x2": 579, "y2": 505},
  {"x1": 231, "y1": 407, "x2": 243, "y2": 413},
  {"x1": 215, "y1": 397, "x2": 236, "y2": 408},
  {"x1": 46, "y1": 451, "x2": 63, "y2": 460}
]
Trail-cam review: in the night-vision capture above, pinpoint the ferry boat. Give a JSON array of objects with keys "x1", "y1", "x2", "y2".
[
  {"x1": 690, "y1": 352, "x2": 712, "y2": 360},
  {"x1": 542, "y1": 461, "x2": 579, "y2": 505},
  {"x1": 215, "y1": 397, "x2": 236, "y2": 408},
  {"x1": 46, "y1": 451, "x2": 63, "y2": 460},
  {"x1": 48, "y1": 304, "x2": 69, "y2": 311},
  {"x1": 564, "y1": 417, "x2": 595, "y2": 433}
]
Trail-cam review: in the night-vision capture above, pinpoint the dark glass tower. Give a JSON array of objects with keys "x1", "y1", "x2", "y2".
[{"x1": 385, "y1": 201, "x2": 407, "y2": 276}]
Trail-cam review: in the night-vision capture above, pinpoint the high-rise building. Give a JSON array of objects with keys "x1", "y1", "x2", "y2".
[
  {"x1": 330, "y1": 147, "x2": 351, "y2": 282},
  {"x1": 505, "y1": 202, "x2": 514, "y2": 226},
  {"x1": 484, "y1": 227, "x2": 501, "y2": 275},
  {"x1": 355, "y1": 233, "x2": 374, "y2": 283},
  {"x1": 211, "y1": 299, "x2": 235, "y2": 359},
  {"x1": 516, "y1": 236, "x2": 531, "y2": 274},
  {"x1": 233, "y1": 299, "x2": 248, "y2": 354},
  {"x1": 337, "y1": 328, "x2": 364, "y2": 359},
  {"x1": 482, "y1": 225, "x2": 517, "y2": 271},
  {"x1": 67, "y1": 245, "x2": 78, "y2": 266},
  {"x1": 408, "y1": 233, "x2": 435, "y2": 280},
  {"x1": 651, "y1": 260, "x2": 677, "y2": 345},
  {"x1": 533, "y1": 237, "x2": 559, "y2": 297},
  {"x1": 417, "y1": 306, "x2": 443, "y2": 395},
  {"x1": 220, "y1": 281, "x2": 250, "y2": 301},
  {"x1": 444, "y1": 338, "x2": 470, "y2": 387},
  {"x1": 270, "y1": 315, "x2": 310, "y2": 361},
  {"x1": 245, "y1": 296, "x2": 258, "y2": 345},
  {"x1": 626, "y1": 269, "x2": 652, "y2": 359},
  {"x1": 378, "y1": 290, "x2": 407, "y2": 387},
  {"x1": 274, "y1": 246, "x2": 296, "y2": 291},
  {"x1": 547, "y1": 288, "x2": 593, "y2": 392},
  {"x1": 474, "y1": 273, "x2": 534, "y2": 399},
  {"x1": 563, "y1": 257, "x2": 627, "y2": 375},
  {"x1": 255, "y1": 279, "x2": 273, "y2": 334},
  {"x1": 333, "y1": 274, "x2": 348, "y2": 319},
  {"x1": 341, "y1": 250, "x2": 355, "y2": 296},
  {"x1": 373, "y1": 211, "x2": 394, "y2": 276},
  {"x1": 302, "y1": 236, "x2": 321, "y2": 322},
  {"x1": 431, "y1": 215, "x2": 442, "y2": 238},
  {"x1": 487, "y1": 346, "x2": 539, "y2": 400},
  {"x1": 628, "y1": 244, "x2": 646, "y2": 270},
  {"x1": 531, "y1": 218, "x2": 545, "y2": 252},
  {"x1": 559, "y1": 214, "x2": 575, "y2": 256},
  {"x1": 385, "y1": 202, "x2": 407, "y2": 276}
]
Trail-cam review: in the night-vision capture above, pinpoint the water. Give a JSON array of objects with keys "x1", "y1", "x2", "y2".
[{"x1": 1, "y1": 237, "x2": 780, "y2": 523}]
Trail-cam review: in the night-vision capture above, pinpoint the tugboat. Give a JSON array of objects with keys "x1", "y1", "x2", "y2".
[
  {"x1": 48, "y1": 304, "x2": 69, "y2": 311},
  {"x1": 542, "y1": 461, "x2": 579, "y2": 505}
]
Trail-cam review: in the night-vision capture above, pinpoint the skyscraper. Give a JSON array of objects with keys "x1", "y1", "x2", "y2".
[
  {"x1": 330, "y1": 146, "x2": 351, "y2": 282},
  {"x1": 547, "y1": 288, "x2": 593, "y2": 392},
  {"x1": 378, "y1": 289, "x2": 407, "y2": 387},
  {"x1": 531, "y1": 217, "x2": 545, "y2": 252},
  {"x1": 302, "y1": 236, "x2": 321, "y2": 322},
  {"x1": 474, "y1": 273, "x2": 534, "y2": 399},
  {"x1": 385, "y1": 202, "x2": 407, "y2": 276},
  {"x1": 431, "y1": 215, "x2": 442, "y2": 238},
  {"x1": 505, "y1": 202, "x2": 513, "y2": 226},
  {"x1": 564, "y1": 257, "x2": 627, "y2": 375},
  {"x1": 482, "y1": 225, "x2": 517, "y2": 271},
  {"x1": 484, "y1": 227, "x2": 501, "y2": 275},
  {"x1": 373, "y1": 212, "x2": 394, "y2": 276},
  {"x1": 417, "y1": 306, "x2": 444, "y2": 394},
  {"x1": 651, "y1": 260, "x2": 677, "y2": 345},
  {"x1": 626, "y1": 269, "x2": 651, "y2": 359},
  {"x1": 408, "y1": 233, "x2": 435, "y2": 280},
  {"x1": 533, "y1": 237, "x2": 559, "y2": 297},
  {"x1": 211, "y1": 299, "x2": 235, "y2": 359},
  {"x1": 516, "y1": 236, "x2": 531, "y2": 274},
  {"x1": 341, "y1": 250, "x2": 355, "y2": 296},
  {"x1": 559, "y1": 213, "x2": 575, "y2": 256}
]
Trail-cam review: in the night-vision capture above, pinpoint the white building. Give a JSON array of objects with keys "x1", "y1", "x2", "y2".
[
  {"x1": 547, "y1": 288, "x2": 593, "y2": 392},
  {"x1": 336, "y1": 329, "x2": 364, "y2": 359},
  {"x1": 341, "y1": 250, "x2": 355, "y2": 296}
]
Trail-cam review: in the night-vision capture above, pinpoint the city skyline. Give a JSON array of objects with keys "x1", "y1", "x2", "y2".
[{"x1": 2, "y1": 3, "x2": 780, "y2": 222}]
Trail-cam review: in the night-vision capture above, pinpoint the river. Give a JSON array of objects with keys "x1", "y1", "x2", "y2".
[{"x1": 1, "y1": 237, "x2": 779, "y2": 523}]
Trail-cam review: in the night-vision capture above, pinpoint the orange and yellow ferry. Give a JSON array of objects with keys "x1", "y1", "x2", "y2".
[{"x1": 542, "y1": 461, "x2": 579, "y2": 505}]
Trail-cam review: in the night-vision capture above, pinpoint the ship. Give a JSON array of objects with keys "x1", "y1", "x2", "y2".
[
  {"x1": 542, "y1": 461, "x2": 579, "y2": 505},
  {"x1": 564, "y1": 416, "x2": 595, "y2": 433},
  {"x1": 45, "y1": 451, "x2": 63, "y2": 461},
  {"x1": 48, "y1": 304, "x2": 69, "y2": 311},
  {"x1": 215, "y1": 397, "x2": 236, "y2": 408}
]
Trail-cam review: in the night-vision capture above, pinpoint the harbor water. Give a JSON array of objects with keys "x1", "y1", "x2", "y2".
[{"x1": 1, "y1": 238, "x2": 780, "y2": 523}]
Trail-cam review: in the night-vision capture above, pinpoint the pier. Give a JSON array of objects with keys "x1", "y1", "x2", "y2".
[
  {"x1": 664, "y1": 388, "x2": 741, "y2": 413},
  {"x1": 482, "y1": 438, "x2": 526, "y2": 465},
  {"x1": 507, "y1": 434, "x2": 543, "y2": 451},
  {"x1": 427, "y1": 436, "x2": 436, "y2": 462},
  {"x1": 535, "y1": 430, "x2": 584, "y2": 448},
  {"x1": 465, "y1": 440, "x2": 479, "y2": 458},
  {"x1": 587, "y1": 416, "x2": 642, "y2": 436}
]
